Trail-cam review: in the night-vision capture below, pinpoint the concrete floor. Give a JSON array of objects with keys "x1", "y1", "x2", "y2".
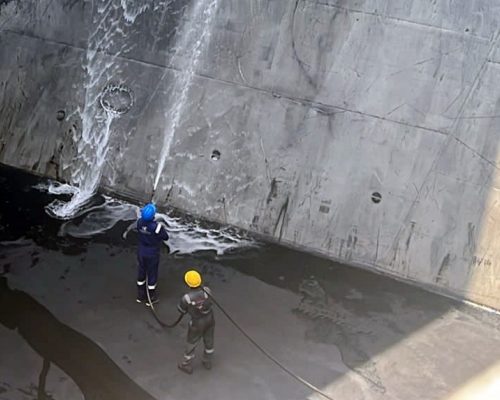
[{"x1": 1, "y1": 167, "x2": 500, "y2": 400}]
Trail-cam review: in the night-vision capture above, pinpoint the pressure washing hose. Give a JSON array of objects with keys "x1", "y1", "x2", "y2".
[
  {"x1": 201, "y1": 289, "x2": 336, "y2": 400},
  {"x1": 144, "y1": 281, "x2": 334, "y2": 399},
  {"x1": 145, "y1": 284, "x2": 184, "y2": 328}
]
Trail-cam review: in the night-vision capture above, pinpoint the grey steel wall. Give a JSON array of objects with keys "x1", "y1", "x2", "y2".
[{"x1": 1, "y1": 0, "x2": 500, "y2": 308}]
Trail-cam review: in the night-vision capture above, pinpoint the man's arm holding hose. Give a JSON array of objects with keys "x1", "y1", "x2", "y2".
[
  {"x1": 122, "y1": 221, "x2": 137, "y2": 240},
  {"x1": 154, "y1": 221, "x2": 170, "y2": 246}
]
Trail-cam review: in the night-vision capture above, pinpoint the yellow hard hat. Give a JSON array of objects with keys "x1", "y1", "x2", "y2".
[{"x1": 184, "y1": 270, "x2": 202, "y2": 288}]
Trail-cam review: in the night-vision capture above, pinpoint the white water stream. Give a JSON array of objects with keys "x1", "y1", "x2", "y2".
[
  {"x1": 152, "y1": 0, "x2": 219, "y2": 193},
  {"x1": 47, "y1": 0, "x2": 150, "y2": 219}
]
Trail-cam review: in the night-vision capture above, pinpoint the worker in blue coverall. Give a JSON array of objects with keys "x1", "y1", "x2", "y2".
[{"x1": 136, "y1": 203, "x2": 169, "y2": 306}]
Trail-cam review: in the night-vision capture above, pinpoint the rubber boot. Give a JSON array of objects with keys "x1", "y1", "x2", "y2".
[
  {"x1": 202, "y1": 358, "x2": 212, "y2": 370},
  {"x1": 178, "y1": 360, "x2": 193, "y2": 375},
  {"x1": 202, "y1": 351, "x2": 212, "y2": 370},
  {"x1": 136, "y1": 284, "x2": 146, "y2": 303},
  {"x1": 146, "y1": 288, "x2": 159, "y2": 307}
]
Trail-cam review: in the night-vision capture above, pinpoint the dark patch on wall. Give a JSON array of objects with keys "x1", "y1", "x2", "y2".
[
  {"x1": 266, "y1": 178, "x2": 278, "y2": 204},
  {"x1": 343, "y1": 227, "x2": 358, "y2": 261},
  {"x1": 63, "y1": 0, "x2": 82, "y2": 11},
  {"x1": 405, "y1": 222, "x2": 416, "y2": 251},
  {"x1": 436, "y1": 253, "x2": 451, "y2": 284},
  {"x1": 319, "y1": 205, "x2": 330, "y2": 213},
  {"x1": 346, "y1": 228, "x2": 357, "y2": 249},
  {"x1": 0, "y1": 0, "x2": 14, "y2": 8},
  {"x1": 465, "y1": 222, "x2": 476, "y2": 258},
  {"x1": 273, "y1": 196, "x2": 289, "y2": 241}
]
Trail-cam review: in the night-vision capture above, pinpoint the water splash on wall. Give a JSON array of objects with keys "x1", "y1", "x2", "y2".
[
  {"x1": 152, "y1": 0, "x2": 219, "y2": 193},
  {"x1": 119, "y1": 0, "x2": 152, "y2": 23},
  {"x1": 46, "y1": 0, "x2": 148, "y2": 219}
]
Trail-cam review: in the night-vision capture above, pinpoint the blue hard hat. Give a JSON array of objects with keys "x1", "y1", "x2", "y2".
[{"x1": 141, "y1": 203, "x2": 156, "y2": 221}]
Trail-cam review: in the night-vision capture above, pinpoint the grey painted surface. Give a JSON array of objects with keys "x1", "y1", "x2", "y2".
[{"x1": 1, "y1": 0, "x2": 500, "y2": 308}]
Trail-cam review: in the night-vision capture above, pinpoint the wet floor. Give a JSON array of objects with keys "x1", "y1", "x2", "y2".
[{"x1": 1, "y1": 164, "x2": 500, "y2": 400}]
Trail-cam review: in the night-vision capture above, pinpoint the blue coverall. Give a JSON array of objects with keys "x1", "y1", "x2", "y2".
[{"x1": 136, "y1": 218, "x2": 169, "y2": 301}]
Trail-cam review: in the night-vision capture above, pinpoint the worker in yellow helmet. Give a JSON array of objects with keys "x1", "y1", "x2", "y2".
[{"x1": 177, "y1": 270, "x2": 215, "y2": 374}]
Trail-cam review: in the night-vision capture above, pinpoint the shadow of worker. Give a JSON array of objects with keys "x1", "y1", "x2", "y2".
[{"x1": 0, "y1": 277, "x2": 156, "y2": 400}]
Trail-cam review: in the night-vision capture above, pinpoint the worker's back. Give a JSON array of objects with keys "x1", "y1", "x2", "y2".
[
  {"x1": 178, "y1": 287, "x2": 213, "y2": 320},
  {"x1": 136, "y1": 218, "x2": 168, "y2": 257}
]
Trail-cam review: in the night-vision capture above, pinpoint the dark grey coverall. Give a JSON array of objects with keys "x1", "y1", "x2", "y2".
[{"x1": 177, "y1": 286, "x2": 215, "y2": 365}]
